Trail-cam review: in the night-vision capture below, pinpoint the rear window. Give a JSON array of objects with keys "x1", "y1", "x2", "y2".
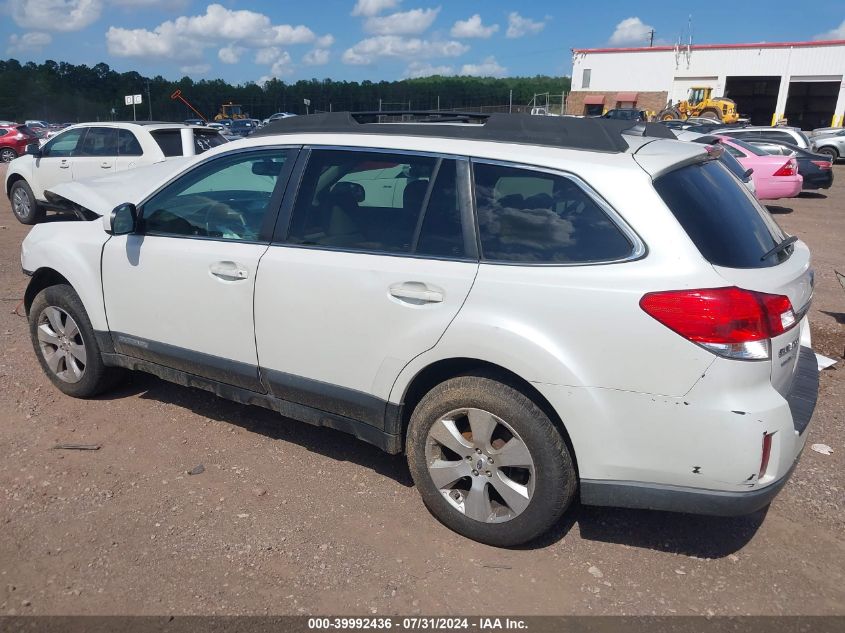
[
  {"x1": 151, "y1": 130, "x2": 183, "y2": 157},
  {"x1": 194, "y1": 130, "x2": 226, "y2": 153},
  {"x1": 654, "y1": 160, "x2": 788, "y2": 269}
]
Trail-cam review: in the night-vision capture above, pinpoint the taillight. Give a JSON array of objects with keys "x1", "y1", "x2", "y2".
[
  {"x1": 810, "y1": 160, "x2": 832, "y2": 170},
  {"x1": 639, "y1": 287, "x2": 797, "y2": 360},
  {"x1": 772, "y1": 160, "x2": 797, "y2": 177}
]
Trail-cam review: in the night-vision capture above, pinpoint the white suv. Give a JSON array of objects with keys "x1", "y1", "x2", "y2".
[
  {"x1": 19, "y1": 113, "x2": 818, "y2": 546},
  {"x1": 5, "y1": 122, "x2": 226, "y2": 224}
]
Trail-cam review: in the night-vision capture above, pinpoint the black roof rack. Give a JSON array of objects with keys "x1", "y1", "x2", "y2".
[{"x1": 251, "y1": 111, "x2": 675, "y2": 153}]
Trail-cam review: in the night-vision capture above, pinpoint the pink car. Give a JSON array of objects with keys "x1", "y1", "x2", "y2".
[{"x1": 713, "y1": 135, "x2": 803, "y2": 200}]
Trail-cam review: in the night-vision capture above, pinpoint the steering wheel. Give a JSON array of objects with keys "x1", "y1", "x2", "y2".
[{"x1": 204, "y1": 201, "x2": 247, "y2": 239}]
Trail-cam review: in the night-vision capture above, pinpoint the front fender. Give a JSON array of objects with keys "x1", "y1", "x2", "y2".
[{"x1": 21, "y1": 222, "x2": 109, "y2": 331}]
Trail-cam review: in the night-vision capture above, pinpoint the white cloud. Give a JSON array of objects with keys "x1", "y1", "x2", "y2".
[
  {"x1": 257, "y1": 51, "x2": 294, "y2": 83},
  {"x1": 460, "y1": 56, "x2": 506, "y2": 77},
  {"x1": 813, "y1": 19, "x2": 845, "y2": 40},
  {"x1": 404, "y1": 61, "x2": 455, "y2": 78},
  {"x1": 179, "y1": 63, "x2": 210, "y2": 76},
  {"x1": 506, "y1": 12, "x2": 547, "y2": 39},
  {"x1": 365, "y1": 7, "x2": 439, "y2": 35},
  {"x1": 303, "y1": 48, "x2": 330, "y2": 66},
  {"x1": 255, "y1": 47, "x2": 283, "y2": 65},
  {"x1": 450, "y1": 14, "x2": 498, "y2": 39},
  {"x1": 9, "y1": 0, "x2": 102, "y2": 32},
  {"x1": 218, "y1": 44, "x2": 245, "y2": 64},
  {"x1": 106, "y1": 3, "x2": 320, "y2": 60},
  {"x1": 7, "y1": 31, "x2": 53, "y2": 54},
  {"x1": 110, "y1": 0, "x2": 188, "y2": 6},
  {"x1": 342, "y1": 35, "x2": 468, "y2": 65},
  {"x1": 316, "y1": 34, "x2": 335, "y2": 48},
  {"x1": 609, "y1": 17, "x2": 654, "y2": 45},
  {"x1": 351, "y1": 0, "x2": 400, "y2": 17}
]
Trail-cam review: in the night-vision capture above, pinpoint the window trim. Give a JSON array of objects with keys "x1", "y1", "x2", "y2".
[
  {"x1": 271, "y1": 145, "x2": 479, "y2": 263},
  {"x1": 136, "y1": 146, "x2": 300, "y2": 244},
  {"x1": 469, "y1": 157, "x2": 647, "y2": 267}
]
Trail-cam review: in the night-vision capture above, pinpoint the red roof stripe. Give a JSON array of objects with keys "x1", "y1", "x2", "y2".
[{"x1": 572, "y1": 39, "x2": 845, "y2": 54}]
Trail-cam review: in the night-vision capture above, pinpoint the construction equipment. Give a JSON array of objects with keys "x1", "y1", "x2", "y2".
[
  {"x1": 658, "y1": 87, "x2": 740, "y2": 124},
  {"x1": 216, "y1": 102, "x2": 248, "y2": 121},
  {"x1": 170, "y1": 90, "x2": 208, "y2": 123}
]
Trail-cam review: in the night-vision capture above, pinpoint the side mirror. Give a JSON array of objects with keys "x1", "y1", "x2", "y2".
[
  {"x1": 25, "y1": 142, "x2": 42, "y2": 158},
  {"x1": 742, "y1": 168, "x2": 754, "y2": 182},
  {"x1": 108, "y1": 203, "x2": 137, "y2": 235}
]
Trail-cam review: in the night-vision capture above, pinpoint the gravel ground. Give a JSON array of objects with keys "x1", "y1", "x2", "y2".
[{"x1": 0, "y1": 163, "x2": 842, "y2": 616}]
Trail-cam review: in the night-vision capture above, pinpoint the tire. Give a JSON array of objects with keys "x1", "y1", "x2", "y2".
[
  {"x1": 658, "y1": 108, "x2": 681, "y2": 121},
  {"x1": 28, "y1": 284, "x2": 124, "y2": 398},
  {"x1": 9, "y1": 180, "x2": 45, "y2": 225},
  {"x1": 0, "y1": 147, "x2": 17, "y2": 163},
  {"x1": 406, "y1": 375, "x2": 577, "y2": 547},
  {"x1": 698, "y1": 108, "x2": 723, "y2": 121},
  {"x1": 817, "y1": 146, "x2": 838, "y2": 161}
]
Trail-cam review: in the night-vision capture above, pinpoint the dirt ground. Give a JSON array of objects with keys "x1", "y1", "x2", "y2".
[{"x1": 0, "y1": 163, "x2": 843, "y2": 617}]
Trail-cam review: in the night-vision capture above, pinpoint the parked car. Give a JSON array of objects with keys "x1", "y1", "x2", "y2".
[
  {"x1": 601, "y1": 109, "x2": 647, "y2": 122},
  {"x1": 5, "y1": 122, "x2": 227, "y2": 224},
  {"x1": 809, "y1": 129, "x2": 845, "y2": 162},
  {"x1": 228, "y1": 119, "x2": 256, "y2": 137},
  {"x1": 19, "y1": 113, "x2": 817, "y2": 546},
  {"x1": 184, "y1": 118, "x2": 206, "y2": 126},
  {"x1": 0, "y1": 123, "x2": 39, "y2": 163},
  {"x1": 692, "y1": 134, "x2": 802, "y2": 200},
  {"x1": 746, "y1": 139, "x2": 834, "y2": 190},
  {"x1": 660, "y1": 119, "x2": 698, "y2": 130},
  {"x1": 260, "y1": 112, "x2": 297, "y2": 127},
  {"x1": 25, "y1": 120, "x2": 50, "y2": 130},
  {"x1": 714, "y1": 125, "x2": 812, "y2": 150},
  {"x1": 674, "y1": 130, "x2": 756, "y2": 196}
]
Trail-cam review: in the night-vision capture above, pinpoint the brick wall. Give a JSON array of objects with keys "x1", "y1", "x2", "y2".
[{"x1": 566, "y1": 91, "x2": 669, "y2": 119}]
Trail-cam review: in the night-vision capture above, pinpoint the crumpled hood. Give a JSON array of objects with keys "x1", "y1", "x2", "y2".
[{"x1": 44, "y1": 157, "x2": 193, "y2": 217}]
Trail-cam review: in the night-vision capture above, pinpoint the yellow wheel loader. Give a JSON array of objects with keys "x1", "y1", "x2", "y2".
[{"x1": 658, "y1": 87, "x2": 740, "y2": 124}]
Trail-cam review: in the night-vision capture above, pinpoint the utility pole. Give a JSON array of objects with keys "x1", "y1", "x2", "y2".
[
  {"x1": 146, "y1": 80, "x2": 152, "y2": 120},
  {"x1": 437, "y1": 95, "x2": 440, "y2": 111},
  {"x1": 649, "y1": 30, "x2": 655, "y2": 47},
  {"x1": 509, "y1": 89, "x2": 513, "y2": 114}
]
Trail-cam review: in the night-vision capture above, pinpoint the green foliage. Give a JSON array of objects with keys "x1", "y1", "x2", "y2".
[{"x1": 0, "y1": 58, "x2": 571, "y2": 122}]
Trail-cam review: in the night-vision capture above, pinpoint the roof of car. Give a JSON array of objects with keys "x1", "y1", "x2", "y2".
[{"x1": 252, "y1": 111, "x2": 676, "y2": 154}]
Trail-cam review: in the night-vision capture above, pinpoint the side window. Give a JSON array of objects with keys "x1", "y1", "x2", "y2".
[
  {"x1": 118, "y1": 129, "x2": 143, "y2": 156},
  {"x1": 78, "y1": 127, "x2": 118, "y2": 157},
  {"x1": 286, "y1": 150, "x2": 464, "y2": 257},
  {"x1": 150, "y1": 130, "x2": 183, "y2": 157},
  {"x1": 0, "y1": 130, "x2": 8, "y2": 138},
  {"x1": 761, "y1": 131, "x2": 793, "y2": 144},
  {"x1": 473, "y1": 162, "x2": 633, "y2": 264},
  {"x1": 724, "y1": 145, "x2": 745, "y2": 158},
  {"x1": 42, "y1": 128, "x2": 85, "y2": 158},
  {"x1": 141, "y1": 151, "x2": 289, "y2": 241}
]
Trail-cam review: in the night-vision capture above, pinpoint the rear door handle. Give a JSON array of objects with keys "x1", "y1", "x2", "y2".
[
  {"x1": 59, "y1": 161, "x2": 69, "y2": 169},
  {"x1": 100, "y1": 162, "x2": 112, "y2": 169},
  {"x1": 209, "y1": 261, "x2": 249, "y2": 281},
  {"x1": 389, "y1": 282, "x2": 443, "y2": 304}
]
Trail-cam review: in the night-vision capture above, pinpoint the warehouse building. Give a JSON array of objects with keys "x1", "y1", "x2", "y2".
[{"x1": 567, "y1": 39, "x2": 845, "y2": 129}]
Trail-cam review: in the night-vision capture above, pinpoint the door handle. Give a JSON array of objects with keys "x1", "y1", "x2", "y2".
[
  {"x1": 209, "y1": 261, "x2": 249, "y2": 281},
  {"x1": 389, "y1": 282, "x2": 444, "y2": 304},
  {"x1": 59, "y1": 161, "x2": 69, "y2": 169},
  {"x1": 100, "y1": 162, "x2": 112, "y2": 169}
]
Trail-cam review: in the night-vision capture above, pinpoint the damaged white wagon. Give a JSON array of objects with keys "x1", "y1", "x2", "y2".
[{"x1": 17, "y1": 112, "x2": 818, "y2": 546}]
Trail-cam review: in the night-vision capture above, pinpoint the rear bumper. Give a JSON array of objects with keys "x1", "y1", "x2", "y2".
[
  {"x1": 801, "y1": 173, "x2": 833, "y2": 190},
  {"x1": 553, "y1": 346, "x2": 818, "y2": 516},
  {"x1": 581, "y1": 454, "x2": 800, "y2": 516}
]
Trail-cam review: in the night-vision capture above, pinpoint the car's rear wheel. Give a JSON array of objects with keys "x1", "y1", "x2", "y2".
[
  {"x1": 9, "y1": 180, "x2": 45, "y2": 225},
  {"x1": 0, "y1": 148, "x2": 17, "y2": 163},
  {"x1": 29, "y1": 284, "x2": 124, "y2": 398},
  {"x1": 406, "y1": 375, "x2": 576, "y2": 547},
  {"x1": 817, "y1": 146, "x2": 839, "y2": 161}
]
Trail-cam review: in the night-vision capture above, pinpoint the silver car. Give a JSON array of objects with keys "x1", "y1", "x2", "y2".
[{"x1": 811, "y1": 129, "x2": 845, "y2": 161}]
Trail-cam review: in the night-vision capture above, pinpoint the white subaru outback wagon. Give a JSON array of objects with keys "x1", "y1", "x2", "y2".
[{"x1": 19, "y1": 112, "x2": 818, "y2": 546}]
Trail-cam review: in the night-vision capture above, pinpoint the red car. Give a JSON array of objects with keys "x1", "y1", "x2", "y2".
[{"x1": 0, "y1": 123, "x2": 37, "y2": 163}]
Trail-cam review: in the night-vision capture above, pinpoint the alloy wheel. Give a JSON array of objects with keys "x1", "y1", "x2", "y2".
[
  {"x1": 0, "y1": 148, "x2": 16, "y2": 163},
  {"x1": 36, "y1": 306, "x2": 87, "y2": 384},
  {"x1": 425, "y1": 407, "x2": 535, "y2": 523},
  {"x1": 11, "y1": 187, "x2": 31, "y2": 219}
]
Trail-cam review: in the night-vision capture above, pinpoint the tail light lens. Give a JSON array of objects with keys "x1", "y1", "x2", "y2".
[
  {"x1": 640, "y1": 287, "x2": 797, "y2": 360},
  {"x1": 810, "y1": 160, "x2": 832, "y2": 170},
  {"x1": 772, "y1": 160, "x2": 797, "y2": 177}
]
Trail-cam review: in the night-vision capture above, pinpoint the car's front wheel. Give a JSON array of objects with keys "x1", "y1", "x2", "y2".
[
  {"x1": 9, "y1": 180, "x2": 45, "y2": 224},
  {"x1": 29, "y1": 284, "x2": 123, "y2": 398},
  {"x1": 406, "y1": 375, "x2": 576, "y2": 546}
]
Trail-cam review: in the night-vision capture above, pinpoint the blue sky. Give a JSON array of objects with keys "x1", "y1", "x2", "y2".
[{"x1": 2, "y1": 1, "x2": 844, "y2": 83}]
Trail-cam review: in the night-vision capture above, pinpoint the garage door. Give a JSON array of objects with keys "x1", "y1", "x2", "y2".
[{"x1": 785, "y1": 77, "x2": 842, "y2": 130}]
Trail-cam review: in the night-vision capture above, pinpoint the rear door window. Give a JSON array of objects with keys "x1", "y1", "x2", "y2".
[
  {"x1": 472, "y1": 162, "x2": 633, "y2": 264},
  {"x1": 654, "y1": 160, "x2": 788, "y2": 268}
]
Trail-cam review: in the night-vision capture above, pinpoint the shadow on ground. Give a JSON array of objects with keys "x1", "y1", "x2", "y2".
[
  {"x1": 100, "y1": 372, "x2": 415, "y2": 487},
  {"x1": 766, "y1": 205, "x2": 793, "y2": 214},
  {"x1": 798, "y1": 192, "x2": 828, "y2": 199},
  {"x1": 102, "y1": 372, "x2": 767, "y2": 557}
]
